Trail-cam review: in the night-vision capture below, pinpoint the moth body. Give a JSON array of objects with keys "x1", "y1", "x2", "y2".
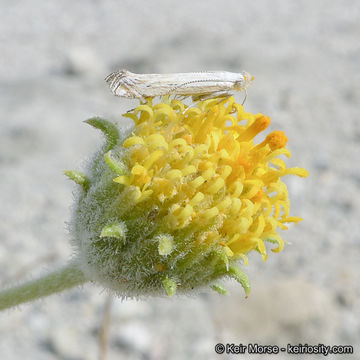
[{"x1": 105, "y1": 70, "x2": 254, "y2": 101}]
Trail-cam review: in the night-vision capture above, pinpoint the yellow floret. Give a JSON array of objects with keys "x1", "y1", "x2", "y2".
[{"x1": 116, "y1": 96, "x2": 308, "y2": 261}]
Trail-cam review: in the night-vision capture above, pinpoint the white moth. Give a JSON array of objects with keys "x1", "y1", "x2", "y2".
[{"x1": 105, "y1": 69, "x2": 254, "y2": 101}]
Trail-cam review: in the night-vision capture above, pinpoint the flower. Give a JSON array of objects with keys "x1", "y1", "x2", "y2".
[{"x1": 69, "y1": 96, "x2": 308, "y2": 298}]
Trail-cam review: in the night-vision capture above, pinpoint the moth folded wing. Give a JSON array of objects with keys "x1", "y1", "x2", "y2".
[
  {"x1": 105, "y1": 71, "x2": 142, "y2": 99},
  {"x1": 105, "y1": 70, "x2": 127, "y2": 89}
]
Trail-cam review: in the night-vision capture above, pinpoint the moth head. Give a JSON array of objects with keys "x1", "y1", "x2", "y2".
[{"x1": 236, "y1": 71, "x2": 254, "y2": 89}]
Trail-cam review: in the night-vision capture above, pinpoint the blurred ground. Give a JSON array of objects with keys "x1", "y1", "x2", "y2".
[{"x1": 0, "y1": 1, "x2": 359, "y2": 359}]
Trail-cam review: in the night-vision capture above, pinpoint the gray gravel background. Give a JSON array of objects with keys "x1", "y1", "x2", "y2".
[{"x1": 0, "y1": 1, "x2": 359, "y2": 359}]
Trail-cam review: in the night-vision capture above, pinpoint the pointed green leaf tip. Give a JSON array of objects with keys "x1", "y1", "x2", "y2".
[
  {"x1": 84, "y1": 117, "x2": 120, "y2": 151},
  {"x1": 100, "y1": 223, "x2": 127, "y2": 241},
  {"x1": 157, "y1": 234, "x2": 174, "y2": 256},
  {"x1": 217, "y1": 249, "x2": 230, "y2": 271},
  {"x1": 64, "y1": 170, "x2": 90, "y2": 191},
  {"x1": 211, "y1": 284, "x2": 229, "y2": 295},
  {"x1": 228, "y1": 265, "x2": 251, "y2": 298},
  {"x1": 104, "y1": 150, "x2": 127, "y2": 175},
  {"x1": 162, "y1": 277, "x2": 177, "y2": 297}
]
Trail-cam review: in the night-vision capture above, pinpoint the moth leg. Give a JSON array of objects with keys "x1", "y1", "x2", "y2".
[
  {"x1": 192, "y1": 91, "x2": 232, "y2": 102},
  {"x1": 168, "y1": 93, "x2": 187, "y2": 102},
  {"x1": 125, "y1": 95, "x2": 152, "y2": 113},
  {"x1": 177, "y1": 95, "x2": 189, "y2": 101},
  {"x1": 215, "y1": 95, "x2": 234, "y2": 106},
  {"x1": 191, "y1": 93, "x2": 212, "y2": 102},
  {"x1": 241, "y1": 89, "x2": 248, "y2": 106},
  {"x1": 215, "y1": 94, "x2": 242, "y2": 113}
]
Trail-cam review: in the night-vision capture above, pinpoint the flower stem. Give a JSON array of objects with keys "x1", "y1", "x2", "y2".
[{"x1": 0, "y1": 261, "x2": 87, "y2": 311}]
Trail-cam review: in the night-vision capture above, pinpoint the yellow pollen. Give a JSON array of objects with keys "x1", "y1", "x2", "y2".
[
  {"x1": 202, "y1": 168, "x2": 216, "y2": 180},
  {"x1": 201, "y1": 207, "x2": 219, "y2": 220},
  {"x1": 143, "y1": 150, "x2": 163, "y2": 169},
  {"x1": 251, "y1": 189, "x2": 263, "y2": 202},
  {"x1": 190, "y1": 192, "x2": 205, "y2": 205},
  {"x1": 123, "y1": 136, "x2": 145, "y2": 148},
  {"x1": 219, "y1": 165, "x2": 232, "y2": 179},
  {"x1": 166, "y1": 169, "x2": 183, "y2": 180},
  {"x1": 216, "y1": 197, "x2": 232, "y2": 212},
  {"x1": 146, "y1": 134, "x2": 168, "y2": 150},
  {"x1": 190, "y1": 176, "x2": 205, "y2": 188},
  {"x1": 207, "y1": 177, "x2": 225, "y2": 194},
  {"x1": 264, "y1": 131, "x2": 288, "y2": 150},
  {"x1": 182, "y1": 165, "x2": 197, "y2": 176}
]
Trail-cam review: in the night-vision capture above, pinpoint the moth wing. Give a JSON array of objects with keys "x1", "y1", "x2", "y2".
[{"x1": 105, "y1": 70, "x2": 142, "y2": 98}]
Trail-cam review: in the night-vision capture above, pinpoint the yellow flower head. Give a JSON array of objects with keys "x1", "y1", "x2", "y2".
[{"x1": 70, "y1": 96, "x2": 308, "y2": 298}]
